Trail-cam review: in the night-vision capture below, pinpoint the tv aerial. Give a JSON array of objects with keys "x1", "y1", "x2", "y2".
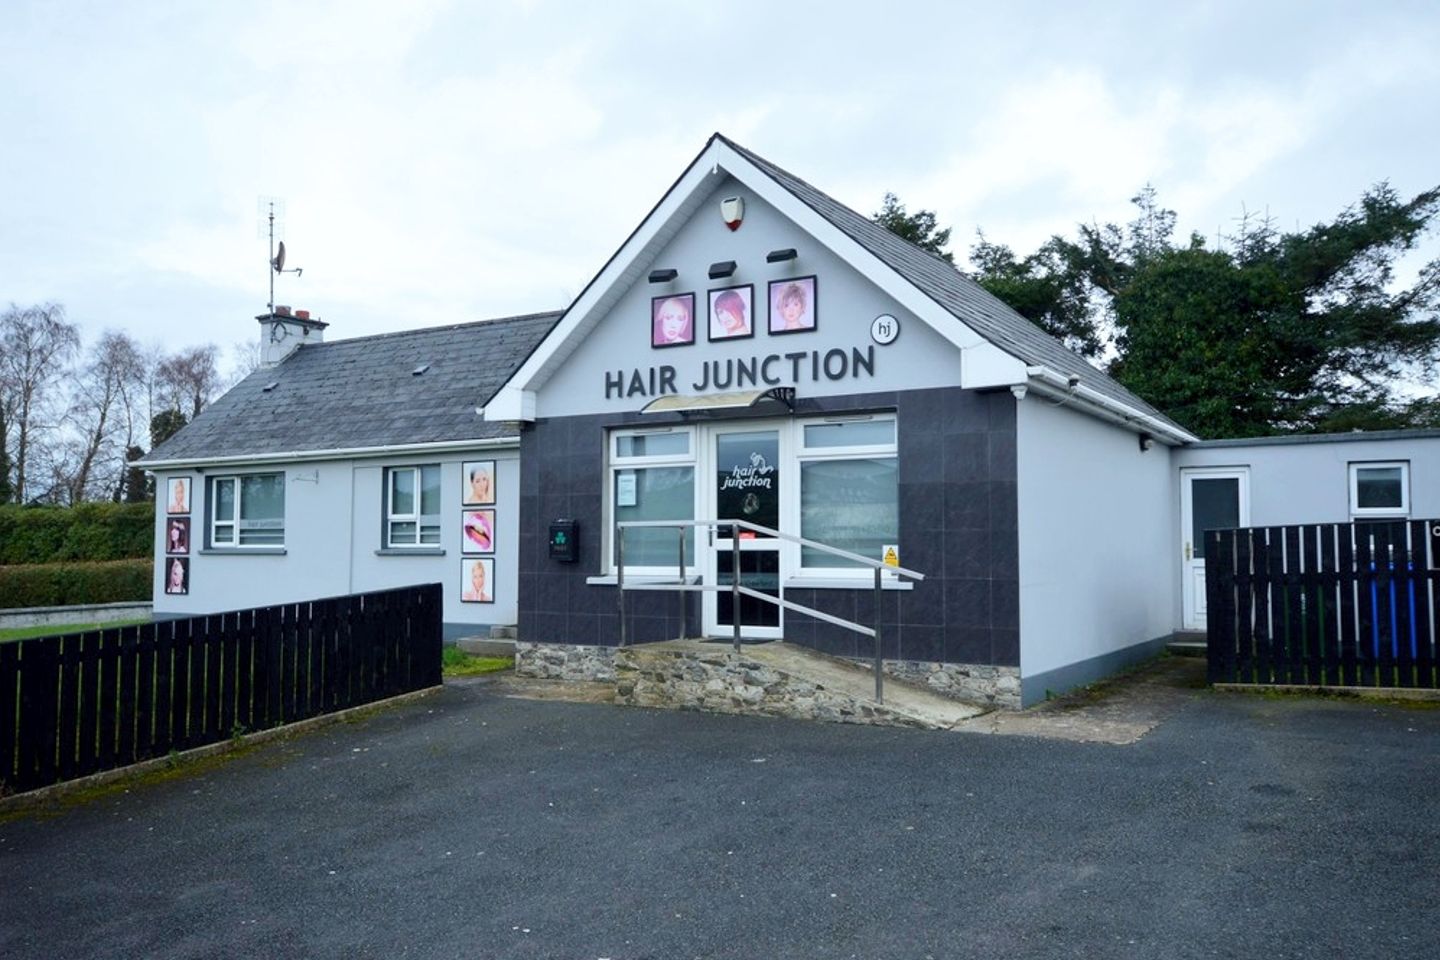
[{"x1": 259, "y1": 197, "x2": 303, "y2": 315}]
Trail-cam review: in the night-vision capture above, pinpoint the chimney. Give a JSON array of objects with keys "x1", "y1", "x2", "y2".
[{"x1": 258, "y1": 307, "x2": 329, "y2": 367}]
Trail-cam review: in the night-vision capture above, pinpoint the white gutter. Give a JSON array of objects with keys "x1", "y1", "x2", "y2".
[
  {"x1": 141, "y1": 435, "x2": 520, "y2": 471},
  {"x1": 1025, "y1": 365, "x2": 1199, "y2": 445}
]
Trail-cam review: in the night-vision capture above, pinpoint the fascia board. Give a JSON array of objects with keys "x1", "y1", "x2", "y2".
[
  {"x1": 1025, "y1": 365, "x2": 1199, "y2": 445},
  {"x1": 140, "y1": 436, "x2": 519, "y2": 471},
  {"x1": 961, "y1": 343, "x2": 1029, "y2": 389},
  {"x1": 482, "y1": 385, "x2": 532, "y2": 422}
]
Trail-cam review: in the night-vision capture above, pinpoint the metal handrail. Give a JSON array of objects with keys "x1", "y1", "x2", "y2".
[
  {"x1": 618, "y1": 517, "x2": 926, "y2": 580},
  {"x1": 614, "y1": 518, "x2": 925, "y2": 703}
]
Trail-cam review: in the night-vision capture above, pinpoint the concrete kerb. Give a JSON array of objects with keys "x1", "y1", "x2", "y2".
[
  {"x1": 0, "y1": 685, "x2": 442, "y2": 815},
  {"x1": 0, "y1": 601, "x2": 153, "y2": 631}
]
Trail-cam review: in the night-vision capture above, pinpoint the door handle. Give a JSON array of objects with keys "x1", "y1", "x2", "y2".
[{"x1": 1185, "y1": 543, "x2": 1192, "y2": 561}]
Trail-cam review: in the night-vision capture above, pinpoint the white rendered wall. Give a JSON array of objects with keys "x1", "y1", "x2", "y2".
[
  {"x1": 1016, "y1": 397, "x2": 1177, "y2": 680},
  {"x1": 152, "y1": 450, "x2": 519, "y2": 631},
  {"x1": 1173, "y1": 433, "x2": 1440, "y2": 526}
]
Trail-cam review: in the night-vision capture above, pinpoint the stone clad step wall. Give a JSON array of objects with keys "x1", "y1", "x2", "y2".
[
  {"x1": 512, "y1": 641, "x2": 1019, "y2": 725},
  {"x1": 614, "y1": 645, "x2": 940, "y2": 730}
]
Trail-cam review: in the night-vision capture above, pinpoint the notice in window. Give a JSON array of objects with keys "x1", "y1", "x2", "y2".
[{"x1": 616, "y1": 471, "x2": 637, "y2": 507}]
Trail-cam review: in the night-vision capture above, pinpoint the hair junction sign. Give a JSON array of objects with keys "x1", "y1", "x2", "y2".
[{"x1": 603, "y1": 344, "x2": 880, "y2": 400}]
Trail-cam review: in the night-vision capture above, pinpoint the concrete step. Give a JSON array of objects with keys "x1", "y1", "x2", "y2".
[
  {"x1": 455, "y1": 636, "x2": 516, "y2": 658},
  {"x1": 1166, "y1": 631, "x2": 1208, "y2": 658},
  {"x1": 489, "y1": 625, "x2": 518, "y2": 640}
]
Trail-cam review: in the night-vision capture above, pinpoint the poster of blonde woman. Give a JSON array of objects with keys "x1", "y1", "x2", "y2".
[
  {"x1": 164, "y1": 556, "x2": 190, "y2": 595},
  {"x1": 651, "y1": 293, "x2": 695, "y2": 348},
  {"x1": 768, "y1": 276, "x2": 818, "y2": 334},
  {"x1": 166, "y1": 476, "x2": 191, "y2": 514},
  {"x1": 460, "y1": 557, "x2": 493, "y2": 603}
]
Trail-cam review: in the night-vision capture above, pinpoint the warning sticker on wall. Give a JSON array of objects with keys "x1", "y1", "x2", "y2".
[{"x1": 882, "y1": 544, "x2": 900, "y2": 567}]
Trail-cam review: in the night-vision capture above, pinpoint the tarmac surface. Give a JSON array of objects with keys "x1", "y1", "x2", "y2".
[{"x1": 2, "y1": 663, "x2": 1438, "y2": 959}]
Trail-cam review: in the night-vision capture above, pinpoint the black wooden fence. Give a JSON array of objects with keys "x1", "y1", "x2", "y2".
[
  {"x1": 0, "y1": 583, "x2": 443, "y2": 797},
  {"x1": 1206, "y1": 520, "x2": 1440, "y2": 689}
]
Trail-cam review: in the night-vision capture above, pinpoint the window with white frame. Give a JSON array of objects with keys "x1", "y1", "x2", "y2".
[
  {"x1": 798, "y1": 415, "x2": 898, "y2": 571},
  {"x1": 386, "y1": 465, "x2": 441, "y2": 546},
  {"x1": 210, "y1": 473, "x2": 285, "y2": 547},
  {"x1": 609, "y1": 428, "x2": 696, "y2": 570},
  {"x1": 1348, "y1": 461, "x2": 1409, "y2": 518}
]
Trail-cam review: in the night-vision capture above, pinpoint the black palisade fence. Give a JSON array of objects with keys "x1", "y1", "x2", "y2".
[
  {"x1": 0, "y1": 583, "x2": 443, "y2": 796},
  {"x1": 1206, "y1": 521, "x2": 1439, "y2": 689}
]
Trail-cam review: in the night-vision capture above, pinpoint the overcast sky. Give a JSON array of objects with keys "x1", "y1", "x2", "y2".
[{"x1": 4, "y1": 0, "x2": 1438, "y2": 368}]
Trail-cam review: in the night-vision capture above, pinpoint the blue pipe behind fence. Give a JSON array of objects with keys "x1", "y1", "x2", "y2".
[{"x1": 1368, "y1": 560, "x2": 1419, "y2": 659}]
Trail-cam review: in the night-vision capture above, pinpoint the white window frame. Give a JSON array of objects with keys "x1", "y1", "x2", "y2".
[
  {"x1": 1348, "y1": 461, "x2": 1410, "y2": 519},
  {"x1": 209, "y1": 473, "x2": 286, "y2": 548},
  {"x1": 795, "y1": 414, "x2": 899, "y2": 578},
  {"x1": 386, "y1": 464, "x2": 442, "y2": 547},
  {"x1": 606, "y1": 426, "x2": 697, "y2": 575}
]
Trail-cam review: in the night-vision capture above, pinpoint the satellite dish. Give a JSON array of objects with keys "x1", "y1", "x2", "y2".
[{"x1": 272, "y1": 241, "x2": 286, "y2": 273}]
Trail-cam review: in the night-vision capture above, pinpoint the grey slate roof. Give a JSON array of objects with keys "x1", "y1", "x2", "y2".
[
  {"x1": 719, "y1": 135, "x2": 1191, "y2": 436},
  {"x1": 144, "y1": 311, "x2": 560, "y2": 463}
]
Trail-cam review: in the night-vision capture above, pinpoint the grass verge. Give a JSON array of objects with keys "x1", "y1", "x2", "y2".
[{"x1": 442, "y1": 647, "x2": 513, "y2": 678}]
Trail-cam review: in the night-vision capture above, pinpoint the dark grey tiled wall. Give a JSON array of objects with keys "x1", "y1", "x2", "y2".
[
  {"x1": 519, "y1": 411, "x2": 694, "y2": 648},
  {"x1": 517, "y1": 385, "x2": 1019, "y2": 666}
]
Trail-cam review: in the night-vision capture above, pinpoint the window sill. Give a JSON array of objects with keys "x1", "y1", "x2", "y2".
[
  {"x1": 374, "y1": 548, "x2": 447, "y2": 557},
  {"x1": 586, "y1": 573, "x2": 701, "y2": 586},
  {"x1": 199, "y1": 547, "x2": 287, "y2": 556},
  {"x1": 784, "y1": 576, "x2": 912, "y2": 591}
]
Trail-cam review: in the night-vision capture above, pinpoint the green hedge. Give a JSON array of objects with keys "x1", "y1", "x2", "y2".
[
  {"x1": 0, "y1": 503, "x2": 155, "y2": 564},
  {"x1": 0, "y1": 559, "x2": 153, "y2": 609}
]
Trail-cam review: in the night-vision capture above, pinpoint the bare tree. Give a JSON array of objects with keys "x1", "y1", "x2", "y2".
[
  {"x1": 63, "y1": 331, "x2": 145, "y2": 503},
  {"x1": 0, "y1": 303, "x2": 80, "y2": 503},
  {"x1": 226, "y1": 338, "x2": 262, "y2": 387},
  {"x1": 155, "y1": 345, "x2": 221, "y2": 420}
]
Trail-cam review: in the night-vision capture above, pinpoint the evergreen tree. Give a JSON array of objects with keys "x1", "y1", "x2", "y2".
[
  {"x1": 150, "y1": 409, "x2": 187, "y2": 449},
  {"x1": 872, "y1": 193, "x2": 954, "y2": 262},
  {"x1": 0, "y1": 406, "x2": 13, "y2": 503},
  {"x1": 120, "y1": 445, "x2": 151, "y2": 504},
  {"x1": 967, "y1": 183, "x2": 1440, "y2": 437}
]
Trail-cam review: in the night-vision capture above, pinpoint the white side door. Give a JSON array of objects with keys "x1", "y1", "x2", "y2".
[{"x1": 1180, "y1": 468, "x2": 1249, "y2": 629}]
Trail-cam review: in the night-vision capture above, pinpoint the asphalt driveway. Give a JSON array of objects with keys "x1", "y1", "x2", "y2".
[{"x1": 2, "y1": 677, "x2": 1437, "y2": 959}]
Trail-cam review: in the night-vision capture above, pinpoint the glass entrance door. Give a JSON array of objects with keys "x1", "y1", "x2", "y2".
[{"x1": 710, "y1": 429, "x2": 783, "y2": 638}]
